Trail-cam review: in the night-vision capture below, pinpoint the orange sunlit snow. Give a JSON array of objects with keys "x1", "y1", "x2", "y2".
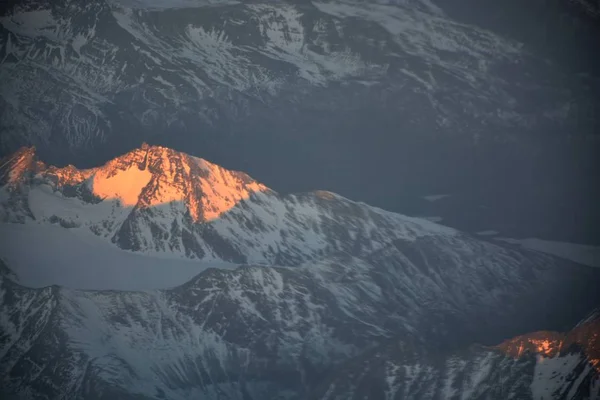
[
  {"x1": 92, "y1": 165, "x2": 153, "y2": 207},
  {"x1": 80, "y1": 146, "x2": 268, "y2": 222}
]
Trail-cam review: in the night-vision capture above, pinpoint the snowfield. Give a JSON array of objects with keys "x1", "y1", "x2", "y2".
[{"x1": 0, "y1": 223, "x2": 236, "y2": 290}]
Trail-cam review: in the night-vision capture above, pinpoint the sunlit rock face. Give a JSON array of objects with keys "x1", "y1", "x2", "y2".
[
  {"x1": 497, "y1": 308, "x2": 600, "y2": 370},
  {"x1": 85, "y1": 144, "x2": 268, "y2": 222},
  {"x1": 314, "y1": 308, "x2": 600, "y2": 400}
]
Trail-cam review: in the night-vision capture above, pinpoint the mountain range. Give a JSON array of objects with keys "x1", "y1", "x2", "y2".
[
  {"x1": 1, "y1": 0, "x2": 599, "y2": 397},
  {"x1": 1, "y1": 0, "x2": 599, "y2": 244},
  {"x1": 0, "y1": 145, "x2": 599, "y2": 399}
]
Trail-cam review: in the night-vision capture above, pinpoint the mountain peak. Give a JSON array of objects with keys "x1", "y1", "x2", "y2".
[
  {"x1": 0, "y1": 144, "x2": 269, "y2": 224},
  {"x1": 496, "y1": 310, "x2": 600, "y2": 370},
  {"x1": 86, "y1": 145, "x2": 269, "y2": 221},
  {"x1": 0, "y1": 146, "x2": 40, "y2": 186}
]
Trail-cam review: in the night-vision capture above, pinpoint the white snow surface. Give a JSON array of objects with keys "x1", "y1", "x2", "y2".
[
  {"x1": 496, "y1": 237, "x2": 600, "y2": 268},
  {"x1": 530, "y1": 354, "x2": 589, "y2": 400},
  {"x1": 0, "y1": 223, "x2": 236, "y2": 290}
]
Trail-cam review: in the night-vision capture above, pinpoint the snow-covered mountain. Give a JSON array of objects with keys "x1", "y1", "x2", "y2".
[
  {"x1": 2, "y1": 0, "x2": 599, "y2": 247},
  {"x1": 1, "y1": 145, "x2": 600, "y2": 399},
  {"x1": 313, "y1": 308, "x2": 600, "y2": 400},
  {"x1": 0, "y1": 0, "x2": 595, "y2": 160},
  {"x1": 0, "y1": 144, "x2": 457, "y2": 264},
  {"x1": 1, "y1": 245, "x2": 599, "y2": 399}
]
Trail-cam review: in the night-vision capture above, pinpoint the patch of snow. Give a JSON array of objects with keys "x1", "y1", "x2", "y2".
[
  {"x1": 441, "y1": 357, "x2": 460, "y2": 399},
  {"x1": 0, "y1": 10, "x2": 57, "y2": 39},
  {"x1": 530, "y1": 354, "x2": 583, "y2": 400},
  {"x1": 250, "y1": 4, "x2": 386, "y2": 86},
  {"x1": 423, "y1": 194, "x2": 451, "y2": 202},
  {"x1": 312, "y1": 1, "x2": 520, "y2": 59},
  {"x1": 27, "y1": 184, "x2": 127, "y2": 229},
  {"x1": 496, "y1": 237, "x2": 600, "y2": 268},
  {"x1": 0, "y1": 223, "x2": 236, "y2": 290},
  {"x1": 152, "y1": 75, "x2": 175, "y2": 88},
  {"x1": 71, "y1": 33, "x2": 88, "y2": 54},
  {"x1": 459, "y1": 352, "x2": 494, "y2": 399}
]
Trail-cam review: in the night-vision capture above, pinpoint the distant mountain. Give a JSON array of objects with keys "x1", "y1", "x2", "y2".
[
  {"x1": 1, "y1": 0, "x2": 595, "y2": 154},
  {"x1": 1, "y1": 145, "x2": 599, "y2": 399},
  {"x1": 0, "y1": 0, "x2": 582, "y2": 155},
  {"x1": 313, "y1": 307, "x2": 600, "y2": 400}
]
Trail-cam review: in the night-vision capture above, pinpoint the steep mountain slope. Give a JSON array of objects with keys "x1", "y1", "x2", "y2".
[
  {"x1": 0, "y1": 144, "x2": 456, "y2": 264},
  {"x1": 312, "y1": 308, "x2": 600, "y2": 400}
]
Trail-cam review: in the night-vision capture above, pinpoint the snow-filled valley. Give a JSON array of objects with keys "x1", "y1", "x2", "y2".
[{"x1": 0, "y1": 223, "x2": 236, "y2": 290}]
